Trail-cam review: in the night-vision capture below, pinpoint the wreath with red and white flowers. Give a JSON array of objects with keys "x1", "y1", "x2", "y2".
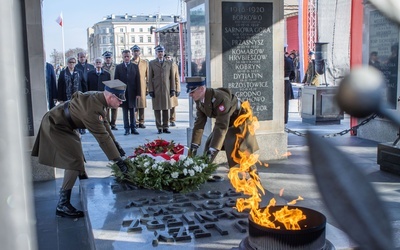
[{"x1": 111, "y1": 139, "x2": 218, "y2": 193}]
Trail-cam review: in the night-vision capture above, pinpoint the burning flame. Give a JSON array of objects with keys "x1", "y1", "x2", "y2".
[{"x1": 228, "y1": 101, "x2": 306, "y2": 230}]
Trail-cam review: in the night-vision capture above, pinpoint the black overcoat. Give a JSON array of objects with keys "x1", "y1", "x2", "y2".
[
  {"x1": 114, "y1": 62, "x2": 141, "y2": 109},
  {"x1": 87, "y1": 69, "x2": 111, "y2": 91}
]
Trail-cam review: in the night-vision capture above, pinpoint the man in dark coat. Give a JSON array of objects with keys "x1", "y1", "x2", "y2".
[
  {"x1": 87, "y1": 57, "x2": 111, "y2": 91},
  {"x1": 75, "y1": 52, "x2": 95, "y2": 135},
  {"x1": 187, "y1": 77, "x2": 259, "y2": 167},
  {"x1": 32, "y1": 79, "x2": 129, "y2": 218},
  {"x1": 114, "y1": 50, "x2": 141, "y2": 135},
  {"x1": 75, "y1": 51, "x2": 95, "y2": 89},
  {"x1": 284, "y1": 54, "x2": 295, "y2": 124},
  {"x1": 46, "y1": 62, "x2": 57, "y2": 110}
]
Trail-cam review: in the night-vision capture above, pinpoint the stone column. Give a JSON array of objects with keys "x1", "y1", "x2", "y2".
[
  {"x1": 25, "y1": 0, "x2": 55, "y2": 181},
  {"x1": 186, "y1": 0, "x2": 288, "y2": 164},
  {"x1": 0, "y1": 0, "x2": 40, "y2": 248}
]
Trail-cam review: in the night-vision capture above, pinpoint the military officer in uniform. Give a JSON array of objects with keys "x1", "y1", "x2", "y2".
[
  {"x1": 131, "y1": 45, "x2": 149, "y2": 128},
  {"x1": 31, "y1": 79, "x2": 129, "y2": 219},
  {"x1": 148, "y1": 45, "x2": 175, "y2": 134},
  {"x1": 187, "y1": 77, "x2": 259, "y2": 167},
  {"x1": 102, "y1": 51, "x2": 119, "y2": 130}
]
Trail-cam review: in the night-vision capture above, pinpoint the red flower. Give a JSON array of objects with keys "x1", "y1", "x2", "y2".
[{"x1": 132, "y1": 139, "x2": 184, "y2": 159}]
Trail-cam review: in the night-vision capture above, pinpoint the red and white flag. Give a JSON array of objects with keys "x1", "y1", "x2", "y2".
[{"x1": 55, "y1": 13, "x2": 63, "y2": 27}]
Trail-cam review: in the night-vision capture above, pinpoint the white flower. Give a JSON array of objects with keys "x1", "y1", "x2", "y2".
[
  {"x1": 144, "y1": 161, "x2": 150, "y2": 167},
  {"x1": 200, "y1": 163, "x2": 207, "y2": 169},
  {"x1": 171, "y1": 172, "x2": 179, "y2": 179},
  {"x1": 184, "y1": 158, "x2": 194, "y2": 167},
  {"x1": 194, "y1": 166, "x2": 202, "y2": 173},
  {"x1": 183, "y1": 168, "x2": 188, "y2": 176},
  {"x1": 144, "y1": 168, "x2": 150, "y2": 174},
  {"x1": 188, "y1": 169, "x2": 195, "y2": 176},
  {"x1": 179, "y1": 155, "x2": 186, "y2": 160},
  {"x1": 152, "y1": 164, "x2": 158, "y2": 170},
  {"x1": 170, "y1": 159, "x2": 176, "y2": 164},
  {"x1": 157, "y1": 165, "x2": 164, "y2": 171}
]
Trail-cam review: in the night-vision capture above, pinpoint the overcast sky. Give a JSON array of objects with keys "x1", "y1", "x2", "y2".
[{"x1": 42, "y1": 0, "x2": 182, "y2": 62}]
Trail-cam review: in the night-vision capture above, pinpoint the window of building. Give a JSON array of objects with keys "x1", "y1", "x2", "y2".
[
  {"x1": 131, "y1": 28, "x2": 135, "y2": 32},
  {"x1": 139, "y1": 28, "x2": 143, "y2": 32},
  {"x1": 102, "y1": 36, "x2": 107, "y2": 44},
  {"x1": 139, "y1": 36, "x2": 143, "y2": 43},
  {"x1": 147, "y1": 36, "x2": 151, "y2": 43},
  {"x1": 147, "y1": 48, "x2": 152, "y2": 55},
  {"x1": 110, "y1": 37, "x2": 114, "y2": 43},
  {"x1": 131, "y1": 36, "x2": 135, "y2": 43},
  {"x1": 120, "y1": 28, "x2": 124, "y2": 32},
  {"x1": 119, "y1": 36, "x2": 124, "y2": 44}
]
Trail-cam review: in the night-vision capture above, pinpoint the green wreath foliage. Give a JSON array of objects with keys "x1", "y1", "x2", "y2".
[{"x1": 110, "y1": 155, "x2": 218, "y2": 193}]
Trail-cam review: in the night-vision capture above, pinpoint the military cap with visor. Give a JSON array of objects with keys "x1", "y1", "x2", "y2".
[
  {"x1": 102, "y1": 51, "x2": 112, "y2": 58},
  {"x1": 103, "y1": 79, "x2": 126, "y2": 101},
  {"x1": 130, "y1": 45, "x2": 141, "y2": 51},
  {"x1": 154, "y1": 45, "x2": 165, "y2": 52},
  {"x1": 186, "y1": 77, "x2": 206, "y2": 93}
]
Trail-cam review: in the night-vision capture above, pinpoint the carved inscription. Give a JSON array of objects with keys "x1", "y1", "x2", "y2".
[
  {"x1": 222, "y1": 2, "x2": 273, "y2": 120},
  {"x1": 122, "y1": 189, "x2": 248, "y2": 246}
]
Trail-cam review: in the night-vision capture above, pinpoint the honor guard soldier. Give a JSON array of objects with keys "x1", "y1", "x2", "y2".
[
  {"x1": 187, "y1": 77, "x2": 259, "y2": 167},
  {"x1": 32, "y1": 79, "x2": 129, "y2": 218}
]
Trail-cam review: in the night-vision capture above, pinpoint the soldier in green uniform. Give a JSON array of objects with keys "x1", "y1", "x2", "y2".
[
  {"x1": 31, "y1": 80, "x2": 129, "y2": 218},
  {"x1": 187, "y1": 77, "x2": 259, "y2": 167}
]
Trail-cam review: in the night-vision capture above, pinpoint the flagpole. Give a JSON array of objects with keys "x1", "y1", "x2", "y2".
[{"x1": 61, "y1": 12, "x2": 65, "y2": 67}]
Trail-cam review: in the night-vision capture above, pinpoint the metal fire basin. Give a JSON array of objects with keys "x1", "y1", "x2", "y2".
[{"x1": 244, "y1": 206, "x2": 331, "y2": 250}]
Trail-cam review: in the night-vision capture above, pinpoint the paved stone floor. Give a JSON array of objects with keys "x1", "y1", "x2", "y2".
[{"x1": 34, "y1": 94, "x2": 400, "y2": 249}]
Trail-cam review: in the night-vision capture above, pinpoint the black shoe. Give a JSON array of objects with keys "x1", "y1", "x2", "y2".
[
  {"x1": 124, "y1": 129, "x2": 130, "y2": 135},
  {"x1": 157, "y1": 129, "x2": 163, "y2": 134},
  {"x1": 79, "y1": 129, "x2": 86, "y2": 135},
  {"x1": 170, "y1": 122, "x2": 176, "y2": 127},
  {"x1": 56, "y1": 189, "x2": 84, "y2": 218},
  {"x1": 111, "y1": 125, "x2": 118, "y2": 130},
  {"x1": 138, "y1": 124, "x2": 146, "y2": 128},
  {"x1": 131, "y1": 128, "x2": 139, "y2": 135},
  {"x1": 163, "y1": 129, "x2": 171, "y2": 134}
]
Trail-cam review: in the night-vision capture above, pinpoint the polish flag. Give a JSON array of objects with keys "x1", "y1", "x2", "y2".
[{"x1": 55, "y1": 13, "x2": 63, "y2": 27}]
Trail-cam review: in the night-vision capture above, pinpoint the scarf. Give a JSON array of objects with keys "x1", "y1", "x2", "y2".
[{"x1": 64, "y1": 70, "x2": 81, "y2": 100}]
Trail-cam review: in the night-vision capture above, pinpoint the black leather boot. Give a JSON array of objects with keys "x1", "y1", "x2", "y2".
[{"x1": 56, "y1": 189, "x2": 84, "y2": 218}]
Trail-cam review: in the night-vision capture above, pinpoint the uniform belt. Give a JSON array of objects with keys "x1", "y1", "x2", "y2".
[
  {"x1": 63, "y1": 101, "x2": 77, "y2": 129},
  {"x1": 284, "y1": 77, "x2": 290, "y2": 80}
]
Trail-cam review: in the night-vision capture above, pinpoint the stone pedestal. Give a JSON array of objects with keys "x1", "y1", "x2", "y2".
[
  {"x1": 377, "y1": 142, "x2": 400, "y2": 175},
  {"x1": 300, "y1": 86, "x2": 344, "y2": 125},
  {"x1": 186, "y1": 0, "x2": 287, "y2": 164}
]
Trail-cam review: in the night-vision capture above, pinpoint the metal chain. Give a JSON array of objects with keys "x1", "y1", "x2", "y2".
[{"x1": 285, "y1": 114, "x2": 378, "y2": 138}]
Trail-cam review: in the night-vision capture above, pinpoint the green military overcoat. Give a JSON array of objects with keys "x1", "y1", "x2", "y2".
[
  {"x1": 191, "y1": 88, "x2": 259, "y2": 167},
  {"x1": 171, "y1": 62, "x2": 181, "y2": 108},
  {"x1": 31, "y1": 91, "x2": 120, "y2": 171},
  {"x1": 147, "y1": 59, "x2": 175, "y2": 110},
  {"x1": 102, "y1": 63, "x2": 116, "y2": 80},
  {"x1": 132, "y1": 58, "x2": 149, "y2": 109}
]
